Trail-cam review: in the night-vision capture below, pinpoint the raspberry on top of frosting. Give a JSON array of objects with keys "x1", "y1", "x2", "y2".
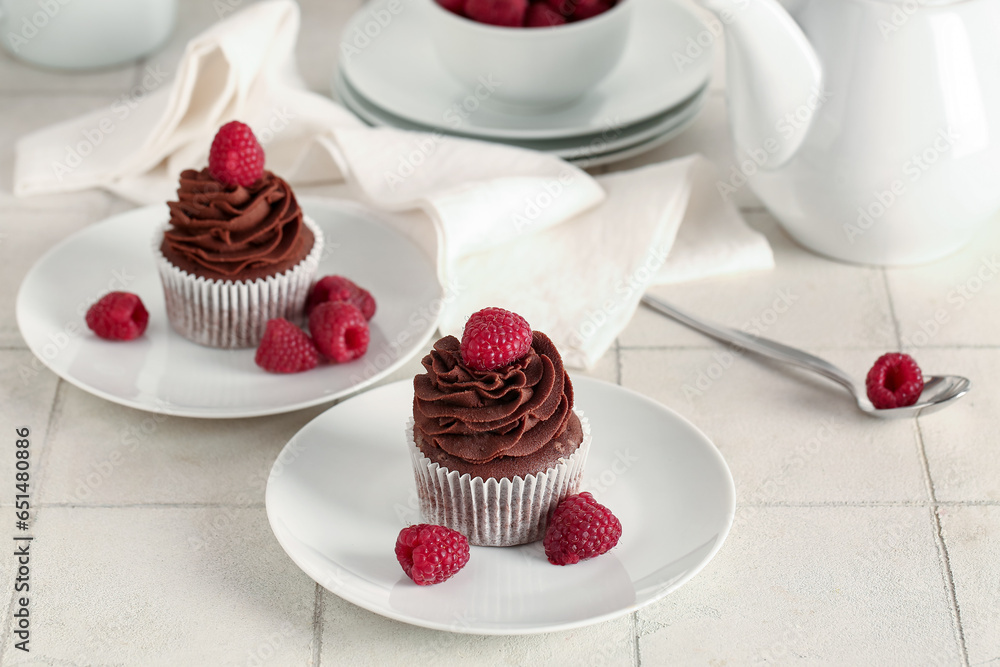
[
  {"x1": 413, "y1": 331, "x2": 574, "y2": 465},
  {"x1": 163, "y1": 168, "x2": 309, "y2": 279}
]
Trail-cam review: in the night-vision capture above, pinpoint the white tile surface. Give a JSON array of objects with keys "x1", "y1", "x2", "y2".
[
  {"x1": 620, "y1": 212, "x2": 898, "y2": 351},
  {"x1": 938, "y1": 505, "x2": 1000, "y2": 666},
  {"x1": 917, "y1": 349, "x2": 1000, "y2": 503},
  {"x1": 0, "y1": 50, "x2": 137, "y2": 94},
  {"x1": 620, "y1": 348, "x2": 929, "y2": 504},
  {"x1": 0, "y1": 352, "x2": 59, "y2": 507},
  {"x1": 320, "y1": 592, "x2": 635, "y2": 667},
  {"x1": 887, "y1": 215, "x2": 1000, "y2": 349},
  {"x1": 36, "y1": 384, "x2": 328, "y2": 506},
  {"x1": 0, "y1": 506, "x2": 316, "y2": 666},
  {"x1": 0, "y1": 0, "x2": 994, "y2": 663},
  {"x1": 1, "y1": 206, "x2": 108, "y2": 347},
  {"x1": 637, "y1": 506, "x2": 961, "y2": 666}
]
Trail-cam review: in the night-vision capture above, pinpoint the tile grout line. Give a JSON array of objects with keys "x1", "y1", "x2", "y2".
[
  {"x1": 880, "y1": 267, "x2": 904, "y2": 349},
  {"x1": 0, "y1": 90, "x2": 133, "y2": 99},
  {"x1": 131, "y1": 58, "x2": 149, "y2": 88},
  {"x1": 311, "y1": 583, "x2": 324, "y2": 666},
  {"x1": 615, "y1": 338, "x2": 623, "y2": 386},
  {"x1": 914, "y1": 420, "x2": 970, "y2": 666},
  {"x1": 631, "y1": 611, "x2": 641, "y2": 667},
  {"x1": 31, "y1": 380, "x2": 67, "y2": 507}
]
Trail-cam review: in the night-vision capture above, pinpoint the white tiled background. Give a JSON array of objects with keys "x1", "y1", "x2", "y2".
[{"x1": 2, "y1": 0, "x2": 999, "y2": 665}]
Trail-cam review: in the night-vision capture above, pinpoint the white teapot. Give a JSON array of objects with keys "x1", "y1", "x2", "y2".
[{"x1": 699, "y1": 0, "x2": 1000, "y2": 265}]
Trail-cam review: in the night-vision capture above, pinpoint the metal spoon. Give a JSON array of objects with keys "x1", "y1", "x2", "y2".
[{"x1": 641, "y1": 294, "x2": 971, "y2": 418}]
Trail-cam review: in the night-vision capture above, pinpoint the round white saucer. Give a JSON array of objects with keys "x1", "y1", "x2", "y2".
[
  {"x1": 265, "y1": 377, "x2": 735, "y2": 634},
  {"x1": 334, "y1": 68, "x2": 709, "y2": 164},
  {"x1": 339, "y1": 0, "x2": 713, "y2": 140},
  {"x1": 16, "y1": 199, "x2": 442, "y2": 418}
]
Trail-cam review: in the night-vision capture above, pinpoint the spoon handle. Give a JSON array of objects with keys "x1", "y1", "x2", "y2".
[{"x1": 640, "y1": 294, "x2": 860, "y2": 396}]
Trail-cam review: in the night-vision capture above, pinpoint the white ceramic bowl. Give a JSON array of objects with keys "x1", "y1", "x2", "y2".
[
  {"x1": 0, "y1": 0, "x2": 176, "y2": 70},
  {"x1": 422, "y1": 0, "x2": 634, "y2": 109}
]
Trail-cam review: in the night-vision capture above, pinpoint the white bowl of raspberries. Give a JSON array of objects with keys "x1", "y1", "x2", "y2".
[{"x1": 424, "y1": 0, "x2": 633, "y2": 109}]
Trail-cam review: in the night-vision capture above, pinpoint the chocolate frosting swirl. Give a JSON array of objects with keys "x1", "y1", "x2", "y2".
[
  {"x1": 163, "y1": 168, "x2": 306, "y2": 277},
  {"x1": 413, "y1": 331, "x2": 574, "y2": 465}
]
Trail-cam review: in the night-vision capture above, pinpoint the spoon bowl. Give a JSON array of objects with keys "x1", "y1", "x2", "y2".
[
  {"x1": 641, "y1": 294, "x2": 971, "y2": 418},
  {"x1": 865, "y1": 374, "x2": 971, "y2": 419}
]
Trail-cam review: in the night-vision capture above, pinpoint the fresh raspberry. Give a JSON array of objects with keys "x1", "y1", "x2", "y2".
[
  {"x1": 526, "y1": 2, "x2": 566, "y2": 26},
  {"x1": 254, "y1": 318, "x2": 320, "y2": 373},
  {"x1": 436, "y1": 0, "x2": 467, "y2": 14},
  {"x1": 305, "y1": 275, "x2": 376, "y2": 320},
  {"x1": 460, "y1": 307, "x2": 532, "y2": 371},
  {"x1": 85, "y1": 292, "x2": 149, "y2": 341},
  {"x1": 572, "y1": 0, "x2": 613, "y2": 20},
  {"x1": 208, "y1": 121, "x2": 265, "y2": 187},
  {"x1": 866, "y1": 352, "x2": 924, "y2": 409},
  {"x1": 543, "y1": 492, "x2": 622, "y2": 566},
  {"x1": 465, "y1": 0, "x2": 528, "y2": 26},
  {"x1": 543, "y1": 0, "x2": 577, "y2": 16},
  {"x1": 309, "y1": 301, "x2": 370, "y2": 363},
  {"x1": 395, "y1": 524, "x2": 470, "y2": 586}
]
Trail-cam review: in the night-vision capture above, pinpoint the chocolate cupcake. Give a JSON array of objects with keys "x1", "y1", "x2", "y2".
[
  {"x1": 154, "y1": 123, "x2": 322, "y2": 348},
  {"x1": 408, "y1": 309, "x2": 591, "y2": 546}
]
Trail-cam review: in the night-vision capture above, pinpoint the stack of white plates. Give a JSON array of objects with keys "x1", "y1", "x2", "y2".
[{"x1": 334, "y1": 0, "x2": 714, "y2": 167}]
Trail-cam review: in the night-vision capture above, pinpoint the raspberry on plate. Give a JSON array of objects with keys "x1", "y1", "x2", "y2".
[
  {"x1": 305, "y1": 275, "x2": 376, "y2": 320},
  {"x1": 309, "y1": 301, "x2": 370, "y2": 363},
  {"x1": 85, "y1": 291, "x2": 149, "y2": 341},
  {"x1": 460, "y1": 307, "x2": 533, "y2": 371},
  {"x1": 254, "y1": 318, "x2": 320, "y2": 373},
  {"x1": 865, "y1": 352, "x2": 924, "y2": 409},
  {"x1": 543, "y1": 492, "x2": 622, "y2": 566},
  {"x1": 208, "y1": 120, "x2": 265, "y2": 187},
  {"x1": 395, "y1": 524, "x2": 470, "y2": 585},
  {"x1": 465, "y1": 0, "x2": 528, "y2": 26}
]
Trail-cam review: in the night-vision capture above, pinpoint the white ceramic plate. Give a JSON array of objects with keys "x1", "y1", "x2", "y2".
[
  {"x1": 265, "y1": 377, "x2": 735, "y2": 634},
  {"x1": 15, "y1": 199, "x2": 442, "y2": 418},
  {"x1": 571, "y1": 97, "x2": 706, "y2": 167},
  {"x1": 334, "y1": 68, "x2": 709, "y2": 164},
  {"x1": 339, "y1": 0, "x2": 713, "y2": 140}
]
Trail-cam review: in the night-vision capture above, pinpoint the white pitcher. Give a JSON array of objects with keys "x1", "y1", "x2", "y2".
[
  {"x1": 699, "y1": 0, "x2": 1000, "y2": 265},
  {"x1": 0, "y1": 0, "x2": 176, "y2": 70}
]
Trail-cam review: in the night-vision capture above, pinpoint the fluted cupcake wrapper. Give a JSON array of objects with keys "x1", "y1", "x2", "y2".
[
  {"x1": 406, "y1": 410, "x2": 591, "y2": 547},
  {"x1": 154, "y1": 216, "x2": 323, "y2": 349}
]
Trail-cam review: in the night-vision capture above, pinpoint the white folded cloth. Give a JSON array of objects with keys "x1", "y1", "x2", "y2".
[{"x1": 13, "y1": 0, "x2": 773, "y2": 368}]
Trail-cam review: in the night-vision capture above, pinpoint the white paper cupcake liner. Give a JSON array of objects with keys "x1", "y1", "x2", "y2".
[
  {"x1": 407, "y1": 410, "x2": 591, "y2": 547},
  {"x1": 154, "y1": 216, "x2": 323, "y2": 349}
]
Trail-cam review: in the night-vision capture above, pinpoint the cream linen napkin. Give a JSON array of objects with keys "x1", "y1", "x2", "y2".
[{"x1": 13, "y1": 0, "x2": 773, "y2": 369}]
